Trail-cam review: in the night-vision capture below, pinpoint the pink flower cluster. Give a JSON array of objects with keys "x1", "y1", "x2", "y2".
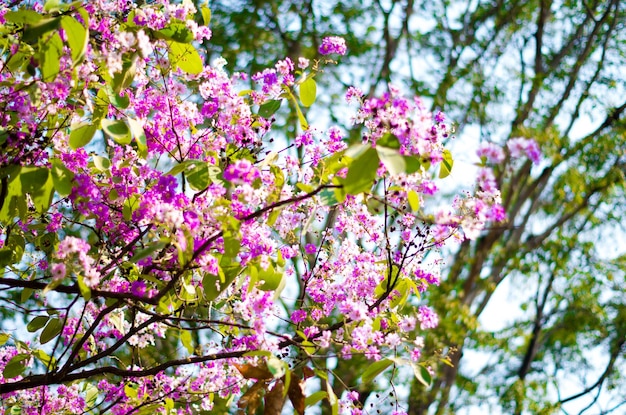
[
  {"x1": 0, "y1": 0, "x2": 517, "y2": 412},
  {"x1": 319, "y1": 36, "x2": 348, "y2": 55},
  {"x1": 507, "y1": 137, "x2": 541, "y2": 163}
]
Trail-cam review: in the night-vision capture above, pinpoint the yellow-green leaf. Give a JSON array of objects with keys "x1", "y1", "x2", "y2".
[
  {"x1": 61, "y1": 15, "x2": 88, "y2": 64},
  {"x1": 439, "y1": 149, "x2": 454, "y2": 178},
  {"x1": 40, "y1": 32, "x2": 63, "y2": 81},
  {"x1": 168, "y1": 41, "x2": 203, "y2": 75},
  {"x1": 361, "y1": 358, "x2": 394, "y2": 384},
  {"x1": 300, "y1": 78, "x2": 317, "y2": 107},
  {"x1": 69, "y1": 122, "x2": 97, "y2": 149},
  {"x1": 101, "y1": 119, "x2": 131, "y2": 144},
  {"x1": 408, "y1": 189, "x2": 420, "y2": 212}
]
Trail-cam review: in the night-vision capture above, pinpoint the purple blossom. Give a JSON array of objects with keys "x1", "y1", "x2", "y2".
[
  {"x1": 507, "y1": 137, "x2": 541, "y2": 164},
  {"x1": 477, "y1": 142, "x2": 505, "y2": 164},
  {"x1": 417, "y1": 305, "x2": 439, "y2": 329},
  {"x1": 131, "y1": 280, "x2": 147, "y2": 297},
  {"x1": 291, "y1": 309, "x2": 307, "y2": 323},
  {"x1": 319, "y1": 36, "x2": 347, "y2": 55},
  {"x1": 305, "y1": 243, "x2": 317, "y2": 255},
  {"x1": 223, "y1": 159, "x2": 260, "y2": 184}
]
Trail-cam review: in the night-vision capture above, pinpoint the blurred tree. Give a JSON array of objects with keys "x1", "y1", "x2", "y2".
[{"x1": 207, "y1": 0, "x2": 626, "y2": 414}]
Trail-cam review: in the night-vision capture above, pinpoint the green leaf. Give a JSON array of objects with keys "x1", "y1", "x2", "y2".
[
  {"x1": 412, "y1": 363, "x2": 433, "y2": 387},
  {"x1": 343, "y1": 146, "x2": 379, "y2": 195},
  {"x1": 19, "y1": 167, "x2": 48, "y2": 194},
  {"x1": 69, "y1": 123, "x2": 98, "y2": 149},
  {"x1": 407, "y1": 189, "x2": 420, "y2": 212},
  {"x1": 294, "y1": 100, "x2": 308, "y2": 129},
  {"x1": 4, "y1": 10, "x2": 43, "y2": 24},
  {"x1": 0, "y1": 172, "x2": 27, "y2": 224},
  {"x1": 17, "y1": 167, "x2": 53, "y2": 213},
  {"x1": 7, "y1": 234, "x2": 25, "y2": 265},
  {"x1": 40, "y1": 32, "x2": 63, "y2": 81},
  {"x1": 405, "y1": 156, "x2": 422, "y2": 174},
  {"x1": 93, "y1": 88, "x2": 110, "y2": 121},
  {"x1": 186, "y1": 161, "x2": 209, "y2": 191},
  {"x1": 61, "y1": 15, "x2": 88, "y2": 64},
  {"x1": 300, "y1": 78, "x2": 317, "y2": 107},
  {"x1": 51, "y1": 158, "x2": 75, "y2": 197},
  {"x1": 305, "y1": 391, "x2": 328, "y2": 408},
  {"x1": 112, "y1": 56, "x2": 137, "y2": 93},
  {"x1": 155, "y1": 21, "x2": 194, "y2": 43},
  {"x1": 326, "y1": 380, "x2": 339, "y2": 415},
  {"x1": 3, "y1": 353, "x2": 30, "y2": 379},
  {"x1": 109, "y1": 91, "x2": 130, "y2": 109},
  {"x1": 43, "y1": 0, "x2": 61, "y2": 12},
  {"x1": 377, "y1": 146, "x2": 405, "y2": 176},
  {"x1": 166, "y1": 161, "x2": 191, "y2": 177},
  {"x1": 377, "y1": 133, "x2": 401, "y2": 149},
  {"x1": 258, "y1": 100, "x2": 282, "y2": 118},
  {"x1": 127, "y1": 118, "x2": 147, "y2": 156},
  {"x1": 168, "y1": 41, "x2": 203, "y2": 75},
  {"x1": 201, "y1": 5, "x2": 211, "y2": 26},
  {"x1": 92, "y1": 156, "x2": 111, "y2": 172},
  {"x1": 27, "y1": 316, "x2": 49, "y2": 333},
  {"x1": 0, "y1": 333, "x2": 10, "y2": 346},
  {"x1": 101, "y1": 119, "x2": 131, "y2": 144},
  {"x1": 32, "y1": 348, "x2": 56, "y2": 369},
  {"x1": 180, "y1": 329, "x2": 194, "y2": 354},
  {"x1": 251, "y1": 262, "x2": 283, "y2": 291},
  {"x1": 361, "y1": 358, "x2": 394, "y2": 384},
  {"x1": 203, "y1": 260, "x2": 241, "y2": 301},
  {"x1": 0, "y1": 249, "x2": 14, "y2": 267},
  {"x1": 124, "y1": 383, "x2": 138, "y2": 399},
  {"x1": 76, "y1": 274, "x2": 91, "y2": 301},
  {"x1": 22, "y1": 17, "x2": 61, "y2": 45},
  {"x1": 21, "y1": 288, "x2": 34, "y2": 303},
  {"x1": 439, "y1": 149, "x2": 454, "y2": 178},
  {"x1": 267, "y1": 356, "x2": 287, "y2": 378},
  {"x1": 40, "y1": 318, "x2": 63, "y2": 344}
]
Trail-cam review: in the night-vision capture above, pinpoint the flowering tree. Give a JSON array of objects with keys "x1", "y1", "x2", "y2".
[{"x1": 0, "y1": 1, "x2": 537, "y2": 413}]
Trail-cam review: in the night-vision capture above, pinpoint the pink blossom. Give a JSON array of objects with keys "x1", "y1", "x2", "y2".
[{"x1": 319, "y1": 36, "x2": 347, "y2": 55}]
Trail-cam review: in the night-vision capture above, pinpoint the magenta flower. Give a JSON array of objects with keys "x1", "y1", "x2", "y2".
[
  {"x1": 291, "y1": 309, "x2": 307, "y2": 323},
  {"x1": 223, "y1": 159, "x2": 260, "y2": 184},
  {"x1": 319, "y1": 36, "x2": 347, "y2": 55}
]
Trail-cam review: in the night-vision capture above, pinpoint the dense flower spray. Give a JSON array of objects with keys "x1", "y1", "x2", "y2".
[{"x1": 0, "y1": 1, "x2": 539, "y2": 413}]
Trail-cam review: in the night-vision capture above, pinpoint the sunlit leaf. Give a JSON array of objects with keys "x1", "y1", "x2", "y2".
[
  {"x1": 40, "y1": 318, "x2": 63, "y2": 344},
  {"x1": 186, "y1": 160, "x2": 209, "y2": 191},
  {"x1": 155, "y1": 21, "x2": 194, "y2": 43},
  {"x1": 39, "y1": 32, "x2": 63, "y2": 81},
  {"x1": 300, "y1": 77, "x2": 317, "y2": 107},
  {"x1": 343, "y1": 146, "x2": 379, "y2": 195},
  {"x1": 61, "y1": 15, "x2": 88, "y2": 64},
  {"x1": 101, "y1": 119, "x2": 131, "y2": 144},
  {"x1": 27, "y1": 316, "x2": 49, "y2": 333},
  {"x1": 51, "y1": 158, "x2": 75, "y2": 197},
  {"x1": 168, "y1": 41, "x2": 203, "y2": 74},
  {"x1": 258, "y1": 99, "x2": 282, "y2": 118},
  {"x1": 361, "y1": 358, "x2": 394, "y2": 384},
  {"x1": 408, "y1": 189, "x2": 420, "y2": 211},
  {"x1": 69, "y1": 123, "x2": 98, "y2": 149},
  {"x1": 439, "y1": 149, "x2": 454, "y2": 178},
  {"x1": 3, "y1": 354, "x2": 29, "y2": 379},
  {"x1": 377, "y1": 146, "x2": 405, "y2": 176}
]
